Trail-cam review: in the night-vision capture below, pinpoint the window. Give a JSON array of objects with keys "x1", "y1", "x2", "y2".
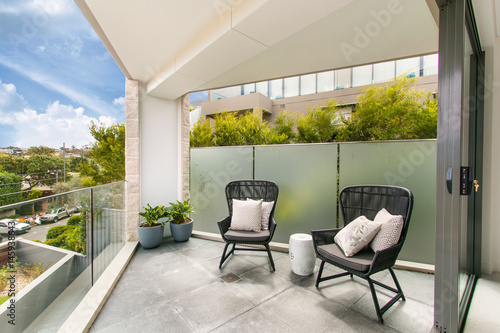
[
  {"x1": 373, "y1": 61, "x2": 395, "y2": 84},
  {"x1": 284, "y1": 77, "x2": 300, "y2": 98},
  {"x1": 396, "y1": 57, "x2": 420, "y2": 77},
  {"x1": 243, "y1": 83, "x2": 256, "y2": 95},
  {"x1": 300, "y1": 74, "x2": 316, "y2": 95},
  {"x1": 317, "y1": 71, "x2": 334, "y2": 92},
  {"x1": 335, "y1": 68, "x2": 351, "y2": 89},
  {"x1": 352, "y1": 65, "x2": 373, "y2": 87},
  {"x1": 255, "y1": 81, "x2": 268, "y2": 96},
  {"x1": 269, "y1": 79, "x2": 284, "y2": 99},
  {"x1": 423, "y1": 54, "x2": 439, "y2": 76}
]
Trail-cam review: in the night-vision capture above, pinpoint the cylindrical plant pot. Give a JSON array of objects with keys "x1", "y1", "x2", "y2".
[
  {"x1": 138, "y1": 224, "x2": 164, "y2": 249},
  {"x1": 170, "y1": 219, "x2": 193, "y2": 242}
]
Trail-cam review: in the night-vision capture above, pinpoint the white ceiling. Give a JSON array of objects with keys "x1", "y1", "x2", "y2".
[{"x1": 75, "y1": 0, "x2": 440, "y2": 100}]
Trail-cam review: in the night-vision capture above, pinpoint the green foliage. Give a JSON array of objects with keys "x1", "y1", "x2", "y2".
[
  {"x1": 166, "y1": 199, "x2": 194, "y2": 224},
  {"x1": 26, "y1": 146, "x2": 55, "y2": 156},
  {"x1": 338, "y1": 76, "x2": 438, "y2": 141},
  {"x1": 46, "y1": 225, "x2": 68, "y2": 240},
  {"x1": 190, "y1": 118, "x2": 214, "y2": 147},
  {"x1": 213, "y1": 111, "x2": 244, "y2": 146},
  {"x1": 138, "y1": 204, "x2": 167, "y2": 227},
  {"x1": 26, "y1": 189, "x2": 43, "y2": 200},
  {"x1": 296, "y1": 100, "x2": 342, "y2": 143},
  {"x1": 88, "y1": 122, "x2": 125, "y2": 184},
  {"x1": 44, "y1": 225, "x2": 86, "y2": 254},
  {"x1": 67, "y1": 214, "x2": 83, "y2": 226},
  {"x1": 0, "y1": 171, "x2": 22, "y2": 206},
  {"x1": 212, "y1": 111, "x2": 274, "y2": 146},
  {"x1": 22, "y1": 262, "x2": 51, "y2": 280},
  {"x1": 269, "y1": 111, "x2": 297, "y2": 144}
]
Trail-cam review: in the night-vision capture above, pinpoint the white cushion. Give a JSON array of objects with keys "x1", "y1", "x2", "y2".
[
  {"x1": 229, "y1": 199, "x2": 263, "y2": 232},
  {"x1": 370, "y1": 208, "x2": 404, "y2": 253},
  {"x1": 335, "y1": 216, "x2": 382, "y2": 257},
  {"x1": 248, "y1": 199, "x2": 274, "y2": 230}
]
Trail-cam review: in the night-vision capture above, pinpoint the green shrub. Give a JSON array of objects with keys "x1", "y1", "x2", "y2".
[
  {"x1": 46, "y1": 225, "x2": 70, "y2": 240},
  {"x1": 67, "y1": 215, "x2": 82, "y2": 226}
]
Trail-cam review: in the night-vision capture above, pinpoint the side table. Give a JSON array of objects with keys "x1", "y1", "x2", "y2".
[{"x1": 289, "y1": 233, "x2": 315, "y2": 276}]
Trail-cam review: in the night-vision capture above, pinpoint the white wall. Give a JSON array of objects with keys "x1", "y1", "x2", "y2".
[
  {"x1": 139, "y1": 84, "x2": 180, "y2": 209},
  {"x1": 482, "y1": 39, "x2": 500, "y2": 274}
]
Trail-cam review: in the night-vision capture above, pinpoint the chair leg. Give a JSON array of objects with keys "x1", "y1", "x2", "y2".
[
  {"x1": 315, "y1": 261, "x2": 351, "y2": 288},
  {"x1": 316, "y1": 261, "x2": 325, "y2": 287},
  {"x1": 219, "y1": 243, "x2": 236, "y2": 269},
  {"x1": 367, "y1": 277, "x2": 384, "y2": 324},
  {"x1": 389, "y1": 268, "x2": 405, "y2": 301},
  {"x1": 265, "y1": 244, "x2": 275, "y2": 272}
]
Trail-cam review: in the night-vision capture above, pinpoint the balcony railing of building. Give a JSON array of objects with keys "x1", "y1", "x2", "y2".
[{"x1": 0, "y1": 181, "x2": 125, "y2": 332}]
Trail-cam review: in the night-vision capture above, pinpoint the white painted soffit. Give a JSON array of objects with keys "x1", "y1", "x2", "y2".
[{"x1": 77, "y1": 0, "x2": 439, "y2": 100}]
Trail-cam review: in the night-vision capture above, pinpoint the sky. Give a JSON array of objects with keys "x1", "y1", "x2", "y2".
[{"x1": 0, "y1": 0, "x2": 126, "y2": 149}]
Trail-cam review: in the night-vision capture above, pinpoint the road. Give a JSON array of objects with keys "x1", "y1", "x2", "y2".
[{"x1": 16, "y1": 217, "x2": 69, "y2": 242}]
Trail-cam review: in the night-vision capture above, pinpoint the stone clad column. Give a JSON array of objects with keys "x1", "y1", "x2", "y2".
[
  {"x1": 180, "y1": 94, "x2": 190, "y2": 200},
  {"x1": 125, "y1": 79, "x2": 140, "y2": 241}
]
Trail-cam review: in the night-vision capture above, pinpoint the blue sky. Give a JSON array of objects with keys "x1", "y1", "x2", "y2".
[{"x1": 0, "y1": 0, "x2": 125, "y2": 148}]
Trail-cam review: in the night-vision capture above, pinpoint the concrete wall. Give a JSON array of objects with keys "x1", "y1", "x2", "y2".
[{"x1": 139, "y1": 83, "x2": 180, "y2": 210}]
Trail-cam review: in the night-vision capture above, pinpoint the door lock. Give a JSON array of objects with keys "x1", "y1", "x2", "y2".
[{"x1": 473, "y1": 179, "x2": 480, "y2": 192}]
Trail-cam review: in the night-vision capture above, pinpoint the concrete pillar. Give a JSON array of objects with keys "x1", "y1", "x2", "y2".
[{"x1": 125, "y1": 79, "x2": 140, "y2": 241}]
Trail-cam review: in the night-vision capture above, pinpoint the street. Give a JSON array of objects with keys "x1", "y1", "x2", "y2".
[{"x1": 15, "y1": 216, "x2": 69, "y2": 242}]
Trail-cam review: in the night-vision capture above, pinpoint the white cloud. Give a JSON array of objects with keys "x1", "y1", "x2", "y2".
[
  {"x1": 113, "y1": 97, "x2": 125, "y2": 108},
  {"x1": 0, "y1": 80, "x2": 118, "y2": 148}
]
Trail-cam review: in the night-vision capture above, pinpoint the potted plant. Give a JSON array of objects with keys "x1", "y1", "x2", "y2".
[
  {"x1": 166, "y1": 199, "x2": 194, "y2": 242},
  {"x1": 138, "y1": 204, "x2": 167, "y2": 249}
]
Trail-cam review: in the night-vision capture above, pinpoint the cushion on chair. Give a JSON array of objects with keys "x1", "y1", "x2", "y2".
[
  {"x1": 224, "y1": 229, "x2": 270, "y2": 242},
  {"x1": 317, "y1": 243, "x2": 374, "y2": 272},
  {"x1": 334, "y1": 216, "x2": 382, "y2": 257},
  {"x1": 229, "y1": 199, "x2": 263, "y2": 232},
  {"x1": 370, "y1": 208, "x2": 404, "y2": 253},
  {"x1": 248, "y1": 199, "x2": 274, "y2": 230}
]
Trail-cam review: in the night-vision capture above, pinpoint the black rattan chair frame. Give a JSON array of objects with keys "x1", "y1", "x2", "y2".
[
  {"x1": 312, "y1": 185, "x2": 413, "y2": 324},
  {"x1": 217, "y1": 180, "x2": 279, "y2": 271}
]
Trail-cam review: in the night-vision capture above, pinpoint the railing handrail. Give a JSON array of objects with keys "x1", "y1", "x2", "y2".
[{"x1": 0, "y1": 181, "x2": 125, "y2": 211}]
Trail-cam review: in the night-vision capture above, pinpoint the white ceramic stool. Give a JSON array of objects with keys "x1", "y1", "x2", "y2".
[{"x1": 289, "y1": 233, "x2": 315, "y2": 276}]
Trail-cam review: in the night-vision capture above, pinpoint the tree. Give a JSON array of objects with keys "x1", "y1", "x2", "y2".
[
  {"x1": 26, "y1": 146, "x2": 55, "y2": 156},
  {"x1": 0, "y1": 172, "x2": 23, "y2": 206},
  {"x1": 337, "y1": 76, "x2": 438, "y2": 142},
  {"x1": 269, "y1": 111, "x2": 297, "y2": 144},
  {"x1": 296, "y1": 100, "x2": 343, "y2": 143},
  {"x1": 190, "y1": 118, "x2": 213, "y2": 147},
  {"x1": 88, "y1": 122, "x2": 125, "y2": 184}
]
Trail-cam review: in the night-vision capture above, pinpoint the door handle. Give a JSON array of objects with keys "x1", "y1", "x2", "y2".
[{"x1": 446, "y1": 167, "x2": 453, "y2": 194}]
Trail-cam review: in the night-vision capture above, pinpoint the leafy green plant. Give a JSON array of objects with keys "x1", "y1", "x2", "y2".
[
  {"x1": 67, "y1": 214, "x2": 83, "y2": 226},
  {"x1": 22, "y1": 262, "x2": 51, "y2": 280},
  {"x1": 166, "y1": 199, "x2": 194, "y2": 224},
  {"x1": 138, "y1": 204, "x2": 167, "y2": 227}
]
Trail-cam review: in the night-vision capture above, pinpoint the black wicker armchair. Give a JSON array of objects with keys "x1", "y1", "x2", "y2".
[
  {"x1": 217, "y1": 180, "x2": 279, "y2": 271},
  {"x1": 312, "y1": 185, "x2": 413, "y2": 324}
]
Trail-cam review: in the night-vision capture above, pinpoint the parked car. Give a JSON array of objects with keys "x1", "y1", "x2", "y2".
[
  {"x1": 0, "y1": 219, "x2": 31, "y2": 235},
  {"x1": 39, "y1": 208, "x2": 70, "y2": 223}
]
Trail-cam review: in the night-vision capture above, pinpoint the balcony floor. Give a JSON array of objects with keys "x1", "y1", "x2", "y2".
[{"x1": 90, "y1": 237, "x2": 436, "y2": 332}]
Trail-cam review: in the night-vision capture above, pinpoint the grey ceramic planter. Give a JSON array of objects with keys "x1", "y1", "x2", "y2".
[
  {"x1": 138, "y1": 224, "x2": 164, "y2": 249},
  {"x1": 170, "y1": 219, "x2": 193, "y2": 242}
]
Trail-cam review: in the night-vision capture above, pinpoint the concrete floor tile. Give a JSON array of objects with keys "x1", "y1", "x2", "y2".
[
  {"x1": 93, "y1": 301, "x2": 194, "y2": 333},
  {"x1": 379, "y1": 269, "x2": 434, "y2": 306},
  {"x1": 232, "y1": 266, "x2": 294, "y2": 305},
  {"x1": 324, "y1": 309, "x2": 400, "y2": 333},
  {"x1": 211, "y1": 307, "x2": 295, "y2": 333},
  {"x1": 171, "y1": 281, "x2": 255, "y2": 332},
  {"x1": 258, "y1": 287, "x2": 347, "y2": 332}
]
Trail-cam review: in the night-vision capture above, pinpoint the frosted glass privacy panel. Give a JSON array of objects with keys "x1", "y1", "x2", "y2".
[
  {"x1": 190, "y1": 147, "x2": 253, "y2": 234},
  {"x1": 339, "y1": 140, "x2": 437, "y2": 265},
  {"x1": 255, "y1": 144, "x2": 338, "y2": 244}
]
